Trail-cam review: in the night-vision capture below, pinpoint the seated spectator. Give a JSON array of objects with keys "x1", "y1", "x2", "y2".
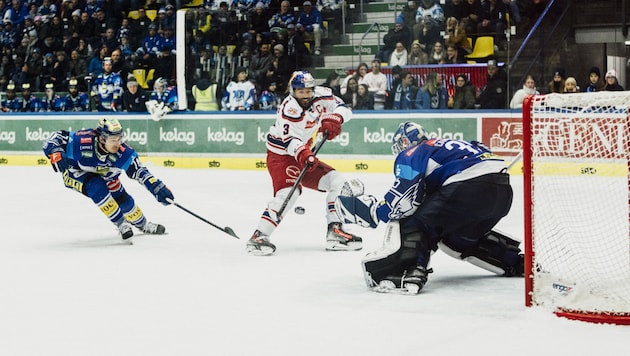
[
  {"x1": 444, "y1": 16, "x2": 471, "y2": 54},
  {"x1": 584, "y1": 66, "x2": 604, "y2": 93},
  {"x1": 354, "y1": 83, "x2": 375, "y2": 110},
  {"x1": 268, "y1": 0, "x2": 295, "y2": 38},
  {"x1": 377, "y1": 18, "x2": 410, "y2": 62},
  {"x1": 122, "y1": 76, "x2": 149, "y2": 112},
  {"x1": 389, "y1": 41, "x2": 408, "y2": 67},
  {"x1": 416, "y1": 71, "x2": 447, "y2": 109},
  {"x1": 450, "y1": 73, "x2": 476, "y2": 109},
  {"x1": 547, "y1": 67, "x2": 565, "y2": 94},
  {"x1": 257, "y1": 81, "x2": 280, "y2": 111},
  {"x1": 445, "y1": 43, "x2": 465, "y2": 64},
  {"x1": 509, "y1": 74, "x2": 539, "y2": 109},
  {"x1": 407, "y1": 40, "x2": 428, "y2": 65},
  {"x1": 462, "y1": 0, "x2": 483, "y2": 36},
  {"x1": 317, "y1": 0, "x2": 343, "y2": 38},
  {"x1": 342, "y1": 75, "x2": 359, "y2": 109},
  {"x1": 604, "y1": 69, "x2": 625, "y2": 91},
  {"x1": 321, "y1": 70, "x2": 342, "y2": 98},
  {"x1": 392, "y1": 71, "x2": 419, "y2": 110},
  {"x1": 562, "y1": 76, "x2": 578, "y2": 93},
  {"x1": 427, "y1": 40, "x2": 447, "y2": 64},
  {"x1": 284, "y1": 23, "x2": 312, "y2": 70},
  {"x1": 296, "y1": 1, "x2": 323, "y2": 55},
  {"x1": 340, "y1": 62, "x2": 367, "y2": 95},
  {"x1": 478, "y1": 59, "x2": 507, "y2": 109},
  {"x1": 415, "y1": 0, "x2": 446, "y2": 30}
]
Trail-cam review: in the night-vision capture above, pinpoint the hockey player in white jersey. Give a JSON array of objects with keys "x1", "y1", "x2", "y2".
[{"x1": 247, "y1": 70, "x2": 364, "y2": 256}]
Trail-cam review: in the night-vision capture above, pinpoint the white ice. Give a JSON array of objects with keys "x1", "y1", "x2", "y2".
[{"x1": 1, "y1": 165, "x2": 628, "y2": 355}]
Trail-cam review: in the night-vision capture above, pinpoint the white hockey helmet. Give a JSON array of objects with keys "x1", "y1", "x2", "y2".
[
  {"x1": 391, "y1": 121, "x2": 428, "y2": 154},
  {"x1": 96, "y1": 117, "x2": 124, "y2": 138}
]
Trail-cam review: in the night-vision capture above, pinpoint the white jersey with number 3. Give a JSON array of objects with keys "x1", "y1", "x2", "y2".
[{"x1": 266, "y1": 86, "x2": 352, "y2": 157}]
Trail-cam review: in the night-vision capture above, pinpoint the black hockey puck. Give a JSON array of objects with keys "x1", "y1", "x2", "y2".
[{"x1": 294, "y1": 206, "x2": 306, "y2": 215}]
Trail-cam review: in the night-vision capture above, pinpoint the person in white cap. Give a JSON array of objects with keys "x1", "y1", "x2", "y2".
[{"x1": 603, "y1": 69, "x2": 625, "y2": 91}]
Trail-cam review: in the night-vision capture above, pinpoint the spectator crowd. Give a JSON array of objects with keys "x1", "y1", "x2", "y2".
[{"x1": 0, "y1": 0, "x2": 623, "y2": 113}]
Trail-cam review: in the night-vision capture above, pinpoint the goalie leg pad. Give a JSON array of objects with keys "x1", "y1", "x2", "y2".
[
  {"x1": 362, "y1": 220, "x2": 431, "y2": 289},
  {"x1": 440, "y1": 230, "x2": 524, "y2": 276}
]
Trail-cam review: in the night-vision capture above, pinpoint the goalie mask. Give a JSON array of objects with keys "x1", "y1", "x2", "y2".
[
  {"x1": 391, "y1": 122, "x2": 428, "y2": 155},
  {"x1": 153, "y1": 77, "x2": 168, "y2": 94}
]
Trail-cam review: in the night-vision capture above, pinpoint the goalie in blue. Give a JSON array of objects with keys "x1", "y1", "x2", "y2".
[
  {"x1": 42, "y1": 117, "x2": 175, "y2": 242},
  {"x1": 334, "y1": 122, "x2": 524, "y2": 295}
]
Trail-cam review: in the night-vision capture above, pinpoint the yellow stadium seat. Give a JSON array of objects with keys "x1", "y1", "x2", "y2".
[
  {"x1": 132, "y1": 69, "x2": 149, "y2": 89},
  {"x1": 465, "y1": 36, "x2": 495, "y2": 61},
  {"x1": 146, "y1": 10, "x2": 157, "y2": 22}
]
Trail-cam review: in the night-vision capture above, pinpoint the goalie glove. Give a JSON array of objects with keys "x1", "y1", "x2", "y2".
[
  {"x1": 295, "y1": 144, "x2": 319, "y2": 172},
  {"x1": 334, "y1": 195, "x2": 379, "y2": 229},
  {"x1": 146, "y1": 100, "x2": 168, "y2": 122},
  {"x1": 48, "y1": 151, "x2": 70, "y2": 173},
  {"x1": 318, "y1": 113, "x2": 343, "y2": 140}
]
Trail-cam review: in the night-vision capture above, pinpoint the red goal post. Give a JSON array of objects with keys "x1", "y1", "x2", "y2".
[{"x1": 522, "y1": 92, "x2": 630, "y2": 325}]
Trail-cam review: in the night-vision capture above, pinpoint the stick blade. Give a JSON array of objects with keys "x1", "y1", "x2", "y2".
[{"x1": 223, "y1": 227, "x2": 240, "y2": 239}]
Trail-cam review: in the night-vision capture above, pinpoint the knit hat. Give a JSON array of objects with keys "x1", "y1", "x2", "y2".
[
  {"x1": 127, "y1": 76, "x2": 139, "y2": 86},
  {"x1": 605, "y1": 69, "x2": 617, "y2": 79},
  {"x1": 553, "y1": 67, "x2": 565, "y2": 78},
  {"x1": 273, "y1": 44, "x2": 284, "y2": 52},
  {"x1": 589, "y1": 66, "x2": 601, "y2": 77}
]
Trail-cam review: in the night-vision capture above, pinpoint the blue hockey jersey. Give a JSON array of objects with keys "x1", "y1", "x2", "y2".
[{"x1": 375, "y1": 138, "x2": 507, "y2": 223}]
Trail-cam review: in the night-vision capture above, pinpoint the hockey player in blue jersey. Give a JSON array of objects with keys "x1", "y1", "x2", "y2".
[
  {"x1": 91, "y1": 57, "x2": 123, "y2": 112},
  {"x1": 64, "y1": 78, "x2": 91, "y2": 112},
  {"x1": 335, "y1": 122, "x2": 524, "y2": 294},
  {"x1": 41, "y1": 82, "x2": 65, "y2": 112},
  {"x1": 42, "y1": 117, "x2": 175, "y2": 242}
]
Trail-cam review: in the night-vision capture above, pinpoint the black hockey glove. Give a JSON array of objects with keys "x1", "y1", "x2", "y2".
[{"x1": 49, "y1": 151, "x2": 70, "y2": 173}]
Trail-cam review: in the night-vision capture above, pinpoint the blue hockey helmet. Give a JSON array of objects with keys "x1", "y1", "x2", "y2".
[
  {"x1": 289, "y1": 70, "x2": 315, "y2": 94},
  {"x1": 391, "y1": 121, "x2": 428, "y2": 155},
  {"x1": 96, "y1": 117, "x2": 124, "y2": 138}
]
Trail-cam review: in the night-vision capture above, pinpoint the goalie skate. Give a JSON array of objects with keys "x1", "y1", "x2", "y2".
[
  {"x1": 247, "y1": 230, "x2": 276, "y2": 256},
  {"x1": 370, "y1": 267, "x2": 432, "y2": 295},
  {"x1": 325, "y1": 222, "x2": 363, "y2": 251}
]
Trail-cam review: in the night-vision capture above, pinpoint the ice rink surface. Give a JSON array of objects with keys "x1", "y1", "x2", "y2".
[{"x1": 1, "y1": 164, "x2": 628, "y2": 355}]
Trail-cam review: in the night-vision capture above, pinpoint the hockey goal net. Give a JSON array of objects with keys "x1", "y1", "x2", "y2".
[{"x1": 522, "y1": 92, "x2": 630, "y2": 325}]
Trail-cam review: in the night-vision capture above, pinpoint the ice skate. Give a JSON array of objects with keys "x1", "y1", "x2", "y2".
[
  {"x1": 118, "y1": 221, "x2": 134, "y2": 240},
  {"x1": 141, "y1": 221, "x2": 166, "y2": 235},
  {"x1": 247, "y1": 230, "x2": 276, "y2": 256},
  {"x1": 325, "y1": 222, "x2": 362, "y2": 251},
  {"x1": 373, "y1": 266, "x2": 432, "y2": 295}
]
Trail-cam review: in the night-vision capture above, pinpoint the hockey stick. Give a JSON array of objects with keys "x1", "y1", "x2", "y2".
[
  {"x1": 277, "y1": 131, "x2": 329, "y2": 219},
  {"x1": 506, "y1": 150, "x2": 523, "y2": 171},
  {"x1": 166, "y1": 198, "x2": 240, "y2": 239}
]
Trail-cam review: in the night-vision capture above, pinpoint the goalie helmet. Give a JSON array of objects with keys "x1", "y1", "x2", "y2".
[
  {"x1": 391, "y1": 121, "x2": 428, "y2": 155},
  {"x1": 96, "y1": 117, "x2": 124, "y2": 138},
  {"x1": 289, "y1": 70, "x2": 315, "y2": 94},
  {"x1": 154, "y1": 77, "x2": 168, "y2": 94}
]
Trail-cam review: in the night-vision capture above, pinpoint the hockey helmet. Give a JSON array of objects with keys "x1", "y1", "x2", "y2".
[
  {"x1": 154, "y1": 77, "x2": 168, "y2": 93},
  {"x1": 391, "y1": 121, "x2": 428, "y2": 155},
  {"x1": 96, "y1": 117, "x2": 124, "y2": 138},
  {"x1": 289, "y1": 70, "x2": 315, "y2": 94}
]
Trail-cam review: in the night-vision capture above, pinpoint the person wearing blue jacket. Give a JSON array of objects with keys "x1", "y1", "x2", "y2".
[{"x1": 335, "y1": 121, "x2": 524, "y2": 294}]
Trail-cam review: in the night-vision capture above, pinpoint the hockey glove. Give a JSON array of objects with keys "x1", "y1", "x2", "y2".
[
  {"x1": 149, "y1": 179, "x2": 174, "y2": 205},
  {"x1": 295, "y1": 144, "x2": 319, "y2": 172},
  {"x1": 334, "y1": 195, "x2": 379, "y2": 228},
  {"x1": 318, "y1": 113, "x2": 343, "y2": 140},
  {"x1": 49, "y1": 151, "x2": 70, "y2": 173}
]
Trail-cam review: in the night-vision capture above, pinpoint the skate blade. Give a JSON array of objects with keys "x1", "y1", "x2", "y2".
[
  {"x1": 247, "y1": 245, "x2": 275, "y2": 256},
  {"x1": 325, "y1": 241, "x2": 363, "y2": 251},
  {"x1": 371, "y1": 281, "x2": 420, "y2": 295}
]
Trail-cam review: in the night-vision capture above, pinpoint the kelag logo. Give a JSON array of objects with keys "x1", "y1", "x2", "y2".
[{"x1": 0, "y1": 130, "x2": 16, "y2": 144}]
